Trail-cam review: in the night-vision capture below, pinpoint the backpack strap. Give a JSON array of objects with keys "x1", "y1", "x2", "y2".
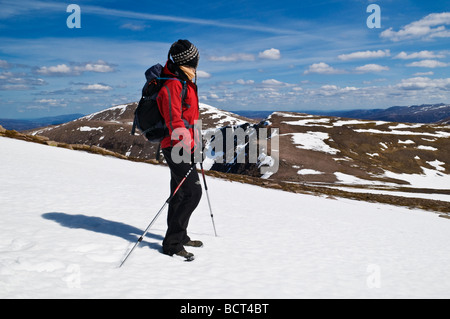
[
  {"x1": 179, "y1": 81, "x2": 194, "y2": 129},
  {"x1": 181, "y1": 81, "x2": 188, "y2": 106}
]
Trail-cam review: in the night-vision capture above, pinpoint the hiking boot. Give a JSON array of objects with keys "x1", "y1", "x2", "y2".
[
  {"x1": 174, "y1": 249, "x2": 195, "y2": 262},
  {"x1": 185, "y1": 240, "x2": 203, "y2": 248}
]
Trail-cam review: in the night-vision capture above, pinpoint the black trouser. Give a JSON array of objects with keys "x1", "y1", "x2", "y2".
[{"x1": 162, "y1": 147, "x2": 202, "y2": 255}]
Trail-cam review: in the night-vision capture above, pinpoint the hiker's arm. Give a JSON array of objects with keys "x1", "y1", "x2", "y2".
[{"x1": 157, "y1": 82, "x2": 192, "y2": 150}]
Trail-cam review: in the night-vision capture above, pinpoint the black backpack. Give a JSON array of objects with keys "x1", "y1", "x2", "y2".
[{"x1": 131, "y1": 63, "x2": 187, "y2": 143}]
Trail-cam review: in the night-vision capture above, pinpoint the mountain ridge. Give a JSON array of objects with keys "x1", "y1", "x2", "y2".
[
  {"x1": 236, "y1": 103, "x2": 450, "y2": 124},
  {"x1": 22, "y1": 102, "x2": 450, "y2": 208},
  {"x1": 2, "y1": 102, "x2": 449, "y2": 132},
  {"x1": 0, "y1": 113, "x2": 85, "y2": 131}
]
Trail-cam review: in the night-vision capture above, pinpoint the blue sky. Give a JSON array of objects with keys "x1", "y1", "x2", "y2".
[{"x1": 0, "y1": 0, "x2": 449, "y2": 118}]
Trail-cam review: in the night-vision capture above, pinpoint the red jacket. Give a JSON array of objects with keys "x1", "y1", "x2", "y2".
[{"x1": 157, "y1": 62, "x2": 199, "y2": 151}]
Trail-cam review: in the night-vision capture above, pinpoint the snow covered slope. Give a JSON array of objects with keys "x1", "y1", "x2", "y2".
[{"x1": 1, "y1": 136, "x2": 450, "y2": 299}]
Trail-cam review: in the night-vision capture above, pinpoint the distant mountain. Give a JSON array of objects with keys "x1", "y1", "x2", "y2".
[
  {"x1": 322, "y1": 103, "x2": 450, "y2": 124},
  {"x1": 26, "y1": 102, "x2": 254, "y2": 160},
  {"x1": 236, "y1": 103, "x2": 450, "y2": 124},
  {"x1": 25, "y1": 102, "x2": 450, "y2": 196},
  {"x1": 0, "y1": 114, "x2": 84, "y2": 131},
  {"x1": 233, "y1": 110, "x2": 274, "y2": 120}
]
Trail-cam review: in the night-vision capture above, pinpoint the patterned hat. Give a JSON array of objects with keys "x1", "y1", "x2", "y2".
[{"x1": 169, "y1": 39, "x2": 199, "y2": 68}]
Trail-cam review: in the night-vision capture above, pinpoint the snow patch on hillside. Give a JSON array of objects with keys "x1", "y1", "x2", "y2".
[
  {"x1": 78, "y1": 126, "x2": 103, "y2": 132},
  {"x1": 199, "y1": 103, "x2": 248, "y2": 127},
  {"x1": 79, "y1": 104, "x2": 129, "y2": 121},
  {"x1": 287, "y1": 132, "x2": 339, "y2": 155}
]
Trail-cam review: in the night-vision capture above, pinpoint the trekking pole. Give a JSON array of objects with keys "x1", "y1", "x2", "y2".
[
  {"x1": 199, "y1": 162, "x2": 218, "y2": 237},
  {"x1": 119, "y1": 164, "x2": 196, "y2": 268}
]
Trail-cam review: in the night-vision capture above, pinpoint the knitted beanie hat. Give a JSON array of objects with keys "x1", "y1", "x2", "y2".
[{"x1": 168, "y1": 39, "x2": 199, "y2": 68}]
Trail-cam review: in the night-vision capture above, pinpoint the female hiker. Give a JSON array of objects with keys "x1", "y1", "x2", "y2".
[{"x1": 157, "y1": 39, "x2": 203, "y2": 261}]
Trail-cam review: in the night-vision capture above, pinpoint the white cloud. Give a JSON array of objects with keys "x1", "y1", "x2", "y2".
[
  {"x1": 36, "y1": 64, "x2": 72, "y2": 75},
  {"x1": 307, "y1": 85, "x2": 359, "y2": 97},
  {"x1": 199, "y1": 74, "x2": 450, "y2": 110},
  {"x1": 381, "y1": 12, "x2": 450, "y2": 41},
  {"x1": 35, "y1": 60, "x2": 115, "y2": 76},
  {"x1": 236, "y1": 79, "x2": 254, "y2": 85},
  {"x1": 81, "y1": 84, "x2": 113, "y2": 92},
  {"x1": 262, "y1": 79, "x2": 285, "y2": 86},
  {"x1": 196, "y1": 70, "x2": 211, "y2": 79},
  {"x1": 321, "y1": 85, "x2": 358, "y2": 92},
  {"x1": 413, "y1": 71, "x2": 434, "y2": 76},
  {"x1": 338, "y1": 50, "x2": 390, "y2": 61},
  {"x1": 304, "y1": 62, "x2": 345, "y2": 75},
  {"x1": 208, "y1": 53, "x2": 255, "y2": 62},
  {"x1": 0, "y1": 70, "x2": 47, "y2": 90},
  {"x1": 406, "y1": 60, "x2": 449, "y2": 68},
  {"x1": 258, "y1": 48, "x2": 281, "y2": 60},
  {"x1": 35, "y1": 98, "x2": 67, "y2": 107},
  {"x1": 394, "y1": 51, "x2": 445, "y2": 60},
  {"x1": 396, "y1": 77, "x2": 450, "y2": 90},
  {"x1": 321, "y1": 85, "x2": 339, "y2": 90},
  {"x1": 354, "y1": 64, "x2": 390, "y2": 73},
  {"x1": 74, "y1": 60, "x2": 115, "y2": 73},
  {"x1": 208, "y1": 93, "x2": 220, "y2": 99}
]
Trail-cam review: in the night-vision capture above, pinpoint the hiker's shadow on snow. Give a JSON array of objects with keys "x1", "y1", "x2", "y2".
[{"x1": 42, "y1": 212, "x2": 164, "y2": 251}]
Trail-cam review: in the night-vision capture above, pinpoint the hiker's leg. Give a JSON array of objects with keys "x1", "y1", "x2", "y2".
[{"x1": 162, "y1": 147, "x2": 202, "y2": 254}]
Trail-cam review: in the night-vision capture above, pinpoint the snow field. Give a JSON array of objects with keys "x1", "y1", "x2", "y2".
[{"x1": 1, "y1": 136, "x2": 450, "y2": 299}]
